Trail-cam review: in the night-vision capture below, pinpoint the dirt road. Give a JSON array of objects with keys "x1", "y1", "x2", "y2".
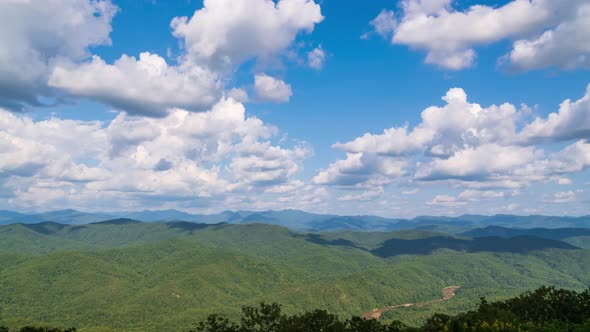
[{"x1": 363, "y1": 286, "x2": 461, "y2": 320}]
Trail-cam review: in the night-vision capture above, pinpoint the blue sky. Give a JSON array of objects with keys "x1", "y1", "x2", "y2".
[{"x1": 0, "y1": 0, "x2": 589, "y2": 217}]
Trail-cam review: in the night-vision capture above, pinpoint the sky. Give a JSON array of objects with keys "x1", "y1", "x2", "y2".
[{"x1": 0, "y1": 0, "x2": 589, "y2": 217}]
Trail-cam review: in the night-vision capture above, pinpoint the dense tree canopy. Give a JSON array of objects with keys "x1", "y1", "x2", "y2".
[
  {"x1": 2, "y1": 287, "x2": 589, "y2": 331},
  {"x1": 192, "y1": 287, "x2": 590, "y2": 332}
]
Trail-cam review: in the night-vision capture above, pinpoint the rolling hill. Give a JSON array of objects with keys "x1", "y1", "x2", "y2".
[
  {"x1": 461, "y1": 226, "x2": 590, "y2": 249},
  {"x1": 0, "y1": 221, "x2": 589, "y2": 331}
]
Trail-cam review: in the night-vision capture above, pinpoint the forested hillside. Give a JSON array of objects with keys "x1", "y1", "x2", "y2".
[{"x1": 0, "y1": 221, "x2": 589, "y2": 331}]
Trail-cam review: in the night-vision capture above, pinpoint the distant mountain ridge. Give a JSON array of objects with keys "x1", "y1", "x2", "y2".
[
  {"x1": 460, "y1": 225, "x2": 590, "y2": 249},
  {"x1": 0, "y1": 209, "x2": 115, "y2": 225},
  {"x1": 461, "y1": 226, "x2": 590, "y2": 240},
  {"x1": 0, "y1": 219, "x2": 582, "y2": 256},
  {"x1": 0, "y1": 209, "x2": 589, "y2": 232}
]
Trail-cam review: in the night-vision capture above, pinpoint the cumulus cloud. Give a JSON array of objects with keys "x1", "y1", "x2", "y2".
[
  {"x1": 505, "y1": 3, "x2": 590, "y2": 71},
  {"x1": 316, "y1": 84, "x2": 590, "y2": 202},
  {"x1": 0, "y1": 99, "x2": 312, "y2": 210},
  {"x1": 0, "y1": 0, "x2": 117, "y2": 110},
  {"x1": 254, "y1": 74, "x2": 293, "y2": 103},
  {"x1": 415, "y1": 144, "x2": 537, "y2": 181},
  {"x1": 1, "y1": 0, "x2": 324, "y2": 116},
  {"x1": 312, "y1": 152, "x2": 405, "y2": 189},
  {"x1": 368, "y1": 0, "x2": 590, "y2": 70},
  {"x1": 49, "y1": 53, "x2": 222, "y2": 117},
  {"x1": 519, "y1": 84, "x2": 590, "y2": 142},
  {"x1": 544, "y1": 140, "x2": 590, "y2": 175},
  {"x1": 333, "y1": 126, "x2": 432, "y2": 157},
  {"x1": 229, "y1": 142, "x2": 311, "y2": 186},
  {"x1": 333, "y1": 87, "x2": 521, "y2": 158},
  {"x1": 171, "y1": 0, "x2": 324, "y2": 69}
]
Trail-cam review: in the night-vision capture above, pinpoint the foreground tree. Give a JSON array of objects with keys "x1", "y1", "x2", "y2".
[{"x1": 194, "y1": 287, "x2": 590, "y2": 332}]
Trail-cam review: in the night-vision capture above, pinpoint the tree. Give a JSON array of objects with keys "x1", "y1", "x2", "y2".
[
  {"x1": 193, "y1": 314, "x2": 239, "y2": 332},
  {"x1": 193, "y1": 287, "x2": 590, "y2": 332},
  {"x1": 240, "y1": 302, "x2": 284, "y2": 332}
]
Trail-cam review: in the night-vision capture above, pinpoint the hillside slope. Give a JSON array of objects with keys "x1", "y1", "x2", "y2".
[
  {"x1": 461, "y1": 226, "x2": 590, "y2": 248},
  {"x1": 0, "y1": 222, "x2": 589, "y2": 331}
]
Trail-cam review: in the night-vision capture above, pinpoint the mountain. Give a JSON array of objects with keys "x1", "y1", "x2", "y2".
[
  {"x1": 0, "y1": 209, "x2": 115, "y2": 225},
  {"x1": 461, "y1": 225, "x2": 590, "y2": 239},
  {"x1": 1, "y1": 209, "x2": 590, "y2": 232},
  {"x1": 0, "y1": 210, "x2": 29, "y2": 223},
  {"x1": 114, "y1": 209, "x2": 209, "y2": 222},
  {"x1": 91, "y1": 218, "x2": 143, "y2": 225},
  {"x1": 461, "y1": 226, "x2": 590, "y2": 249},
  {"x1": 371, "y1": 235, "x2": 579, "y2": 258},
  {"x1": 0, "y1": 220, "x2": 589, "y2": 331},
  {"x1": 455, "y1": 214, "x2": 590, "y2": 229}
]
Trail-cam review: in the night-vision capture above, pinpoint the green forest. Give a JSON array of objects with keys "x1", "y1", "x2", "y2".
[
  {"x1": 0, "y1": 221, "x2": 589, "y2": 331},
  {"x1": 3, "y1": 287, "x2": 590, "y2": 331}
]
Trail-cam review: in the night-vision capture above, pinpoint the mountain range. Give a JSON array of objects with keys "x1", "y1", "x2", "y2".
[
  {"x1": 1, "y1": 209, "x2": 590, "y2": 232},
  {"x1": 1, "y1": 219, "x2": 589, "y2": 331}
]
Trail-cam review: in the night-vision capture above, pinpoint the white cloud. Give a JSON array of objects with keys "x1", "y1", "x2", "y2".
[
  {"x1": 254, "y1": 74, "x2": 293, "y2": 103},
  {"x1": 1, "y1": 0, "x2": 325, "y2": 116},
  {"x1": 170, "y1": 0, "x2": 323, "y2": 69},
  {"x1": 317, "y1": 84, "x2": 590, "y2": 202},
  {"x1": 312, "y1": 152, "x2": 405, "y2": 188},
  {"x1": 49, "y1": 53, "x2": 222, "y2": 117},
  {"x1": 425, "y1": 49, "x2": 476, "y2": 70},
  {"x1": 415, "y1": 144, "x2": 537, "y2": 181},
  {"x1": 264, "y1": 180, "x2": 304, "y2": 194},
  {"x1": 520, "y1": 84, "x2": 590, "y2": 143},
  {"x1": 505, "y1": 3, "x2": 590, "y2": 71},
  {"x1": 273, "y1": 185, "x2": 328, "y2": 209},
  {"x1": 545, "y1": 140, "x2": 590, "y2": 174},
  {"x1": 338, "y1": 188, "x2": 384, "y2": 202},
  {"x1": 427, "y1": 189, "x2": 505, "y2": 208},
  {"x1": 333, "y1": 126, "x2": 433, "y2": 156},
  {"x1": 226, "y1": 88, "x2": 249, "y2": 103},
  {"x1": 334, "y1": 87, "x2": 521, "y2": 158},
  {"x1": 364, "y1": 9, "x2": 397, "y2": 39},
  {"x1": 307, "y1": 45, "x2": 326, "y2": 70},
  {"x1": 0, "y1": 99, "x2": 311, "y2": 210},
  {"x1": 544, "y1": 191, "x2": 577, "y2": 203},
  {"x1": 457, "y1": 189, "x2": 505, "y2": 201},
  {"x1": 229, "y1": 142, "x2": 311, "y2": 186},
  {"x1": 0, "y1": 111, "x2": 106, "y2": 179},
  {"x1": 0, "y1": 0, "x2": 117, "y2": 110},
  {"x1": 426, "y1": 195, "x2": 466, "y2": 207},
  {"x1": 370, "y1": 0, "x2": 590, "y2": 70}
]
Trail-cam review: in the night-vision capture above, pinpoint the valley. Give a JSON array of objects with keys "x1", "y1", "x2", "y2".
[{"x1": 363, "y1": 286, "x2": 461, "y2": 320}]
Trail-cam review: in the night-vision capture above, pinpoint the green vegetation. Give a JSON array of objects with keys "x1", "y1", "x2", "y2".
[
  {"x1": 0, "y1": 222, "x2": 589, "y2": 331},
  {"x1": 4, "y1": 287, "x2": 590, "y2": 331},
  {"x1": 461, "y1": 226, "x2": 590, "y2": 249},
  {"x1": 191, "y1": 286, "x2": 590, "y2": 331}
]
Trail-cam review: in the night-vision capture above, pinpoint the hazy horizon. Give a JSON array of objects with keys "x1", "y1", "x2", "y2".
[{"x1": 2, "y1": 207, "x2": 590, "y2": 220}]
